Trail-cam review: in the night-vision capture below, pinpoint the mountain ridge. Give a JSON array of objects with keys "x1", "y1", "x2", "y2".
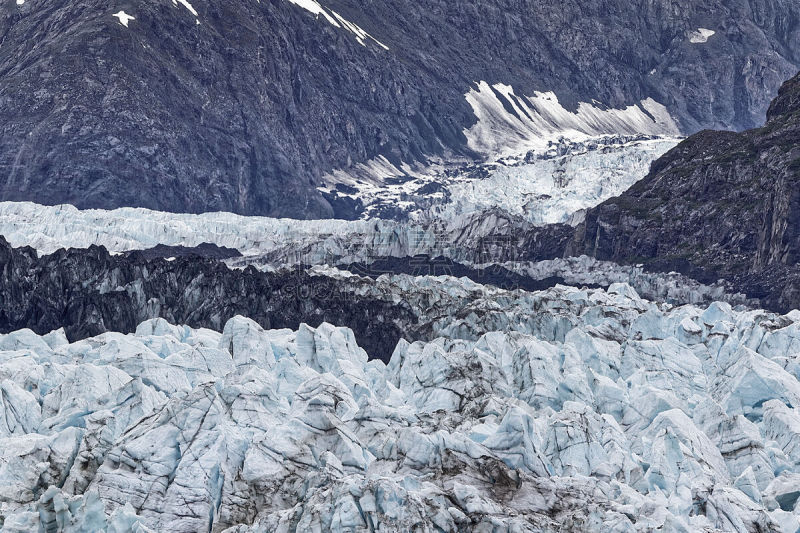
[{"x1": 1, "y1": 0, "x2": 798, "y2": 217}]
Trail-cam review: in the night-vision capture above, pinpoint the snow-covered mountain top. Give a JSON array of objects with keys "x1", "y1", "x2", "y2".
[{"x1": 1, "y1": 283, "x2": 800, "y2": 531}]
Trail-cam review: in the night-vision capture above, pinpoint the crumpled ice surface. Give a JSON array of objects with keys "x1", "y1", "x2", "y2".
[{"x1": 1, "y1": 283, "x2": 800, "y2": 532}]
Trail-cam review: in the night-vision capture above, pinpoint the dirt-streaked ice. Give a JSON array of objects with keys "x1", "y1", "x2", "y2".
[{"x1": 0, "y1": 282, "x2": 799, "y2": 531}]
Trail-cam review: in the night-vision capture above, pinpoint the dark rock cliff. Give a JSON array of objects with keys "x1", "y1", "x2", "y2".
[{"x1": 1, "y1": 0, "x2": 798, "y2": 218}]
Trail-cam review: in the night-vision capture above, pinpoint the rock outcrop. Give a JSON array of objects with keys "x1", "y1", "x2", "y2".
[
  {"x1": 0, "y1": 237, "x2": 416, "y2": 361},
  {"x1": 562, "y1": 72, "x2": 800, "y2": 312}
]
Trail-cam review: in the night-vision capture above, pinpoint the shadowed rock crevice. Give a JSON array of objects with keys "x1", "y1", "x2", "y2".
[{"x1": 0, "y1": 237, "x2": 415, "y2": 361}]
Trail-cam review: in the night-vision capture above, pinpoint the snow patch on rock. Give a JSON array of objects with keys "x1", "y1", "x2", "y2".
[
  {"x1": 112, "y1": 11, "x2": 135, "y2": 28},
  {"x1": 287, "y1": 0, "x2": 388, "y2": 49},
  {"x1": 463, "y1": 82, "x2": 681, "y2": 159},
  {"x1": 171, "y1": 0, "x2": 197, "y2": 17},
  {"x1": 690, "y1": 28, "x2": 716, "y2": 43}
]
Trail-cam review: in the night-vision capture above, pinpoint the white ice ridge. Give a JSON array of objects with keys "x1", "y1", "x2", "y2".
[
  {"x1": 690, "y1": 28, "x2": 716, "y2": 43},
  {"x1": 0, "y1": 201, "x2": 376, "y2": 257},
  {"x1": 464, "y1": 81, "x2": 681, "y2": 159},
  {"x1": 0, "y1": 201, "x2": 535, "y2": 262},
  {"x1": 2, "y1": 285, "x2": 800, "y2": 531},
  {"x1": 287, "y1": 0, "x2": 388, "y2": 49}
]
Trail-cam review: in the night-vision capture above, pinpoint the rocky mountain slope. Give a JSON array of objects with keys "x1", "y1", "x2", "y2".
[
  {"x1": 562, "y1": 72, "x2": 800, "y2": 313},
  {"x1": 1, "y1": 0, "x2": 798, "y2": 218},
  {"x1": 2, "y1": 286, "x2": 800, "y2": 531}
]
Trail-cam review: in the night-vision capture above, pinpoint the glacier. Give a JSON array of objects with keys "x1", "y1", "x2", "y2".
[
  {"x1": 0, "y1": 201, "x2": 590, "y2": 262},
  {"x1": 0, "y1": 282, "x2": 800, "y2": 531},
  {"x1": 320, "y1": 135, "x2": 681, "y2": 223},
  {"x1": 0, "y1": 199, "x2": 759, "y2": 311},
  {"x1": 439, "y1": 136, "x2": 679, "y2": 225},
  {"x1": 0, "y1": 134, "x2": 681, "y2": 259}
]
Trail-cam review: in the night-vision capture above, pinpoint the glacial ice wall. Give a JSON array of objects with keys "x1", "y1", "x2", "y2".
[{"x1": 1, "y1": 284, "x2": 800, "y2": 531}]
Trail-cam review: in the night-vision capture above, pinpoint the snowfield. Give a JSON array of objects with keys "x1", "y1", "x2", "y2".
[
  {"x1": 1, "y1": 282, "x2": 800, "y2": 531},
  {"x1": 463, "y1": 82, "x2": 680, "y2": 159}
]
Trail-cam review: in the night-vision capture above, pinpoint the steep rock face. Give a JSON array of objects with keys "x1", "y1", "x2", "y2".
[
  {"x1": 0, "y1": 0, "x2": 445, "y2": 218},
  {"x1": 562, "y1": 72, "x2": 800, "y2": 312},
  {"x1": 1, "y1": 0, "x2": 799, "y2": 218},
  {"x1": 337, "y1": 0, "x2": 800, "y2": 133}
]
